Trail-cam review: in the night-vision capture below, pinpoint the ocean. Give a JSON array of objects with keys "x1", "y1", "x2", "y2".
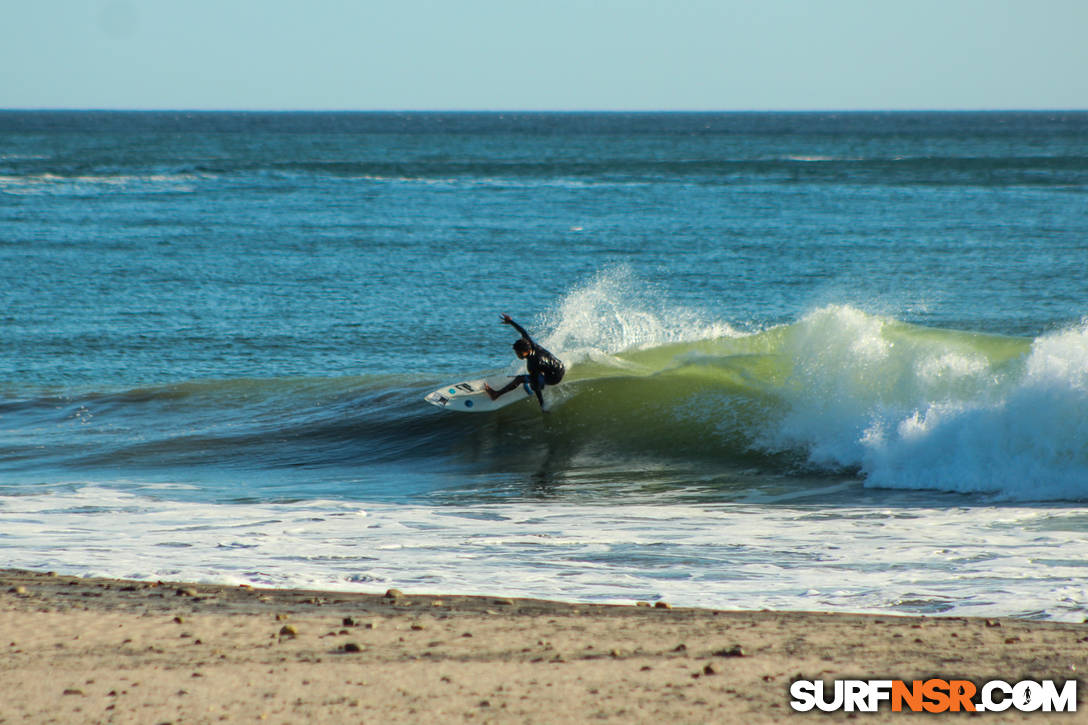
[{"x1": 1, "y1": 111, "x2": 1086, "y2": 620}]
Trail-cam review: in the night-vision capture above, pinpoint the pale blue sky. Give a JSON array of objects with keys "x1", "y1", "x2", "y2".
[{"x1": 4, "y1": 0, "x2": 1087, "y2": 110}]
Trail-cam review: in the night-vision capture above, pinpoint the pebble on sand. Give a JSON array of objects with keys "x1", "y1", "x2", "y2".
[{"x1": 713, "y1": 645, "x2": 746, "y2": 658}]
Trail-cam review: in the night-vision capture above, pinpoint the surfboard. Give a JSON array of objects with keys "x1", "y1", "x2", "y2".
[{"x1": 424, "y1": 376, "x2": 536, "y2": 412}]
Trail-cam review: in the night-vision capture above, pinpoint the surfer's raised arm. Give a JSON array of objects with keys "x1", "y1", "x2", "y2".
[{"x1": 500, "y1": 314, "x2": 532, "y2": 343}]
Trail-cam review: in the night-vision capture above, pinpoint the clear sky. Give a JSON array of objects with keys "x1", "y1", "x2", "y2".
[{"x1": 4, "y1": 0, "x2": 1087, "y2": 111}]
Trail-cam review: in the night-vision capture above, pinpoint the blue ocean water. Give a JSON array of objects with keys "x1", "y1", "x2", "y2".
[{"x1": 2, "y1": 111, "x2": 1087, "y2": 618}]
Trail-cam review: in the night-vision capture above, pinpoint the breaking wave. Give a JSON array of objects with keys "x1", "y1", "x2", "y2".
[{"x1": 3, "y1": 272, "x2": 1084, "y2": 502}]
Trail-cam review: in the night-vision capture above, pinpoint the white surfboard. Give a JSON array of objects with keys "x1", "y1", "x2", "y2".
[{"x1": 425, "y1": 375, "x2": 536, "y2": 412}]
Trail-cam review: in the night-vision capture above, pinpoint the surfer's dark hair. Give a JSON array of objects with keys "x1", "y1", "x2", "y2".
[{"x1": 513, "y1": 339, "x2": 530, "y2": 355}]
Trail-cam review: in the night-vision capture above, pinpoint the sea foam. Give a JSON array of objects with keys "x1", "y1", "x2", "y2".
[
  {"x1": 2, "y1": 486, "x2": 1086, "y2": 621},
  {"x1": 762, "y1": 307, "x2": 1087, "y2": 500},
  {"x1": 542, "y1": 266, "x2": 737, "y2": 362},
  {"x1": 859, "y1": 321, "x2": 1088, "y2": 499}
]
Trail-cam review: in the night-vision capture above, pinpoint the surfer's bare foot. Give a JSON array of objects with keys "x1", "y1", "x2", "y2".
[{"x1": 483, "y1": 385, "x2": 499, "y2": 400}]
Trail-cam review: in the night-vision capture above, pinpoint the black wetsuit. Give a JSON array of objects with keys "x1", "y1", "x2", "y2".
[
  {"x1": 524, "y1": 339, "x2": 565, "y2": 387},
  {"x1": 499, "y1": 319, "x2": 565, "y2": 407}
]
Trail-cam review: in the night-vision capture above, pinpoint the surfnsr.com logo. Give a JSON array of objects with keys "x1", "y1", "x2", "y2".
[{"x1": 789, "y1": 678, "x2": 1078, "y2": 713}]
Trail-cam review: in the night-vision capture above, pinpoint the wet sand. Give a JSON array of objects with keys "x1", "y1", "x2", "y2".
[{"x1": 2, "y1": 568, "x2": 1084, "y2": 723}]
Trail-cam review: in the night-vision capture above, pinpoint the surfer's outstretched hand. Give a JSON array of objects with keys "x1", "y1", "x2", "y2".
[{"x1": 500, "y1": 314, "x2": 513, "y2": 325}]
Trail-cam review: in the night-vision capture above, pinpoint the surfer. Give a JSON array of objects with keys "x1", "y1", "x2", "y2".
[{"x1": 485, "y1": 314, "x2": 565, "y2": 409}]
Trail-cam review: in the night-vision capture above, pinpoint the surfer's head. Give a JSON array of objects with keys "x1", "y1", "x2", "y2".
[{"x1": 513, "y1": 339, "x2": 531, "y2": 358}]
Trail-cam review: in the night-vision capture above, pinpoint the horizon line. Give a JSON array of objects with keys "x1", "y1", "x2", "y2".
[{"x1": 3, "y1": 107, "x2": 1087, "y2": 114}]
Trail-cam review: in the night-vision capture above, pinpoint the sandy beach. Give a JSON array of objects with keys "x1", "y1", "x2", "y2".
[{"x1": 2, "y1": 569, "x2": 1084, "y2": 723}]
